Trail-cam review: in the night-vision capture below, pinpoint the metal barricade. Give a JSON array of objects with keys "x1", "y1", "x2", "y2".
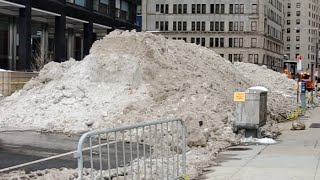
[{"x1": 75, "y1": 118, "x2": 187, "y2": 180}]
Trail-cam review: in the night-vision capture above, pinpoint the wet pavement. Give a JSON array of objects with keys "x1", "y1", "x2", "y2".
[{"x1": 0, "y1": 131, "x2": 148, "y2": 173}]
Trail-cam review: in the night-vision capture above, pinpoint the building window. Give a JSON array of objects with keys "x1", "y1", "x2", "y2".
[
  {"x1": 215, "y1": 22, "x2": 219, "y2": 31},
  {"x1": 156, "y1": 4, "x2": 159, "y2": 12},
  {"x1": 178, "y1": 4, "x2": 182, "y2": 14},
  {"x1": 240, "y1": 4, "x2": 244, "y2": 14},
  {"x1": 160, "y1": 4, "x2": 164, "y2": 13},
  {"x1": 192, "y1": 22, "x2": 195, "y2": 31},
  {"x1": 252, "y1": 4, "x2": 257, "y2": 14},
  {"x1": 155, "y1": 21, "x2": 159, "y2": 29},
  {"x1": 251, "y1": 38, "x2": 257, "y2": 47},
  {"x1": 287, "y1": 12, "x2": 291, "y2": 17},
  {"x1": 251, "y1": 21, "x2": 257, "y2": 31},
  {"x1": 183, "y1": 21, "x2": 187, "y2": 31},
  {"x1": 296, "y1": 19, "x2": 300, "y2": 25},
  {"x1": 296, "y1": 3, "x2": 301, "y2": 8},
  {"x1": 287, "y1": 36, "x2": 291, "y2": 41},
  {"x1": 191, "y1": 38, "x2": 195, "y2": 43},
  {"x1": 221, "y1": 4, "x2": 225, "y2": 14},
  {"x1": 173, "y1": 21, "x2": 176, "y2": 31},
  {"x1": 165, "y1": 4, "x2": 169, "y2": 13},
  {"x1": 229, "y1": 4, "x2": 233, "y2": 14},
  {"x1": 220, "y1": 22, "x2": 225, "y2": 31},
  {"x1": 220, "y1": 38, "x2": 224, "y2": 47},
  {"x1": 183, "y1": 4, "x2": 187, "y2": 14},
  {"x1": 239, "y1": 38, "x2": 243, "y2": 47},
  {"x1": 197, "y1": 22, "x2": 200, "y2": 31},
  {"x1": 287, "y1": 28, "x2": 291, "y2": 33},
  {"x1": 296, "y1": 36, "x2": 300, "y2": 41},
  {"x1": 239, "y1": 21, "x2": 244, "y2": 31},
  {"x1": 173, "y1": 4, "x2": 177, "y2": 14},
  {"x1": 192, "y1": 4, "x2": 196, "y2": 14},
  {"x1": 197, "y1": 4, "x2": 201, "y2": 14},
  {"x1": 201, "y1": 38, "x2": 205, "y2": 46},
  {"x1": 287, "y1": 20, "x2": 291, "y2": 25},
  {"x1": 210, "y1": 4, "x2": 214, "y2": 13},
  {"x1": 296, "y1": 44, "x2": 300, "y2": 50},
  {"x1": 202, "y1": 22, "x2": 206, "y2": 31},
  {"x1": 228, "y1": 54, "x2": 233, "y2": 62},
  {"x1": 229, "y1": 22, "x2": 233, "y2": 31},
  {"x1": 254, "y1": 54, "x2": 259, "y2": 64},
  {"x1": 288, "y1": 3, "x2": 291, "y2": 8},
  {"x1": 215, "y1": 4, "x2": 220, "y2": 14},
  {"x1": 296, "y1": 11, "x2": 301, "y2": 16},
  {"x1": 210, "y1": 38, "x2": 214, "y2": 47},
  {"x1": 178, "y1": 21, "x2": 182, "y2": 31},
  {"x1": 202, "y1": 4, "x2": 206, "y2": 14}
]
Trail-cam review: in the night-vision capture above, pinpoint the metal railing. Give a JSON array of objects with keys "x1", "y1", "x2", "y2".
[{"x1": 75, "y1": 118, "x2": 187, "y2": 180}]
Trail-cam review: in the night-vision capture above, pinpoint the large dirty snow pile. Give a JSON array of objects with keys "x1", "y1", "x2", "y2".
[
  {"x1": 0, "y1": 31, "x2": 296, "y2": 178},
  {"x1": 234, "y1": 62, "x2": 298, "y2": 123},
  {"x1": 0, "y1": 31, "x2": 252, "y2": 178}
]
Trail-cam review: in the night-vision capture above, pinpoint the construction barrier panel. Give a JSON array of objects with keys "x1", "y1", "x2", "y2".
[
  {"x1": 0, "y1": 71, "x2": 38, "y2": 96},
  {"x1": 75, "y1": 118, "x2": 187, "y2": 180}
]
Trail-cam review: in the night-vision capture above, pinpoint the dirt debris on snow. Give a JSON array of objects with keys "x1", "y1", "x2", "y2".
[{"x1": 0, "y1": 31, "x2": 298, "y2": 179}]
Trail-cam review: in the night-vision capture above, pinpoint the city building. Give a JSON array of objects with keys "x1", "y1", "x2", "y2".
[
  {"x1": 284, "y1": 0, "x2": 320, "y2": 74},
  {"x1": 0, "y1": 0, "x2": 138, "y2": 71},
  {"x1": 142, "y1": 0, "x2": 285, "y2": 71}
]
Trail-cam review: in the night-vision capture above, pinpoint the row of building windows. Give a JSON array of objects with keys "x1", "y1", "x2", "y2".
[
  {"x1": 167, "y1": 37, "x2": 258, "y2": 48},
  {"x1": 155, "y1": 21, "x2": 257, "y2": 32},
  {"x1": 155, "y1": 3, "x2": 258, "y2": 15}
]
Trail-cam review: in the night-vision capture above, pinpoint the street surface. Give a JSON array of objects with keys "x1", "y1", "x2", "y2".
[
  {"x1": 204, "y1": 108, "x2": 320, "y2": 180},
  {"x1": 0, "y1": 131, "x2": 147, "y2": 173}
]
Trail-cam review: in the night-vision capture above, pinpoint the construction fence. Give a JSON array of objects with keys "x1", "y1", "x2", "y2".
[
  {"x1": 0, "y1": 71, "x2": 38, "y2": 96},
  {"x1": 75, "y1": 118, "x2": 187, "y2": 180}
]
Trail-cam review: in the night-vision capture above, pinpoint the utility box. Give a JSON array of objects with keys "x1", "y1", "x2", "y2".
[{"x1": 235, "y1": 87, "x2": 268, "y2": 130}]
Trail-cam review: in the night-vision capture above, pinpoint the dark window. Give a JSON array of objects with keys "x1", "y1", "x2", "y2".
[
  {"x1": 156, "y1": 4, "x2": 159, "y2": 12},
  {"x1": 165, "y1": 4, "x2": 169, "y2": 13},
  {"x1": 183, "y1": 4, "x2": 187, "y2": 14},
  {"x1": 173, "y1": 4, "x2": 177, "y2": 14},
  {"x1": 183, "y1": 21, "x2": 187, "y2": 31},
  {"x1": 220, "y1": 22, "x2": 224, "y2": 31},
  {"x1": 210, "y1": 4, "x2": 214, "y2": 13},
  {"x1": 202, "y1": 22, "x2": 206, "y2": 31},
  {"x1": 215, "y1": 22, "x2": 219, "y2": 31},
  {"x1": 192, "y1": 22, "x2": 195, "y2": 31},
  {"x1": 173, "y1": 21, "x2": 177, "y2": 31},
  {"x1": 178, "y1": 4, "x2": 182, "y2": 14},
  {"x1": 215, "y1": 38, "x2": 219, "y2": 47},
  {"x1": 192, "y1": 4, "x2": 196, "y2": 14},
  {"x1": 216, "y1": 4, "x2": 220, "y2": 14},
  {"x1": 197, "y1": 4, "x2": 201, "y2": 13},
  {"x1": 221, "y1": 4, "x2": 225, "y2": 14},
  {"x1": 210, "y1": 22, "x2": 214, "y2": 31},
  {"x1": 160, "y1": 4, "x2": 164, "y2": 13},
  {"x1": 201, "y1": 38, "x2": 205, "y2": 46},
  {"x1": 210, "y1": 38, "x2": 214, "y2": 47},
  {"x1": 178, "y1": 21, "x2": 182, "y2": 31},
  {"x1": 197, "y1": 21, "x2": 201, "y2": 31},
  {"x1": 230, "y1": 4, "x2": 234, "y2": 14},
  {"x1": 229, "y1": 38, "x2": 233, "y2": 47},
  {"x1": 156, "y1": 21, "x2": 159, "y2": 29},
  {"x1": 191, "y1": 38, "x2": 195, "y2": 43},
  {"x1": 165, "y1": 21, "x2": 168, "y2": 31},
  {"x1": 202, "y1": 4, "x2": 206, "y2": 14},
  {"x1": 229, "y1": 22, "x2": 233, "y2": 31},
  {"x1": 196, "y1": 38, "x2": 201, "y2": 45},
  {"x1": 220, "y1": 38, "x2": 224, "y2": 47}
]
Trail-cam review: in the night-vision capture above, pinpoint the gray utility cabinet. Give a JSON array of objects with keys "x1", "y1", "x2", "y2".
[{"x1": 235, "y1": 88, "x2": 268, "y2": 130}]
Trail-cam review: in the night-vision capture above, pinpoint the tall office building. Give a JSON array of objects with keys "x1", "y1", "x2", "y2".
[
  {"x1": 0, "y1": 0, "x2": 138, "y2": 71},
  {"x1": 284, "y1": 0, "x2": 320, "y2": 73},
  {"x1": 142, "y1": 0, "x2": 285, "y2": 71}
]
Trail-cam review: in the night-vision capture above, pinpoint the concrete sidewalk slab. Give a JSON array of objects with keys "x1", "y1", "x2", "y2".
[{"x1": 204, "y1": 108, "x2": 320, "y2": 180}]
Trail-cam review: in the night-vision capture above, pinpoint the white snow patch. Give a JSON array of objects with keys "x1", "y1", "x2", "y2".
[{"x1": 241, "y1": 137, "x2": 277, "y2": 144}]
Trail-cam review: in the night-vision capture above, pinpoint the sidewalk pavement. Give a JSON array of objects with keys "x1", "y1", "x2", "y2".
[{"x1": 204, "y1": 108, "x2": 320, "y2": 180}]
